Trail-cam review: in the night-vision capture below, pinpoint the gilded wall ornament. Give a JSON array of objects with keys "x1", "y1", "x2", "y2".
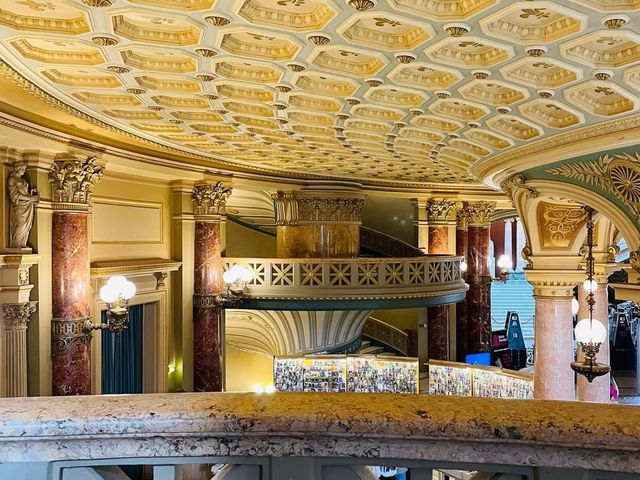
[
  {"x1": 466, "y1": 202, "x2": 495, "y2": 226},
  {"x1": 298, "y1": 197, "x2": 365, "y2": 223},
  {"x1": 272, "y1": 191, "x2": 299, "y2": 226},
  {"x1": 49, "y1": 156, "x2": 103, "y2": 205},
  {"x1": 540, "y1": 203, "x2": 587, "y2": 247},
  {"x1": 2, "y1": 301, "x2": 37, "y2": 331},
  {"x1": 7, "y1": 161, "x2": 38, "y2": 249},
  {"x1": 501, "y1": 174, "x2": 538, "y2": 202},
  {"x1": 192, "y1": 182, "x2": 232, "y2": 216},
  {"x1": 547, "y1": 153, "x2": 640, "y2": 219}
]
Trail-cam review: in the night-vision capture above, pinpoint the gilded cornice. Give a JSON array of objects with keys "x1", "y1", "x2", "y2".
[{"x1": 524, "y1": 270, "x2": 585, "y2": 298}]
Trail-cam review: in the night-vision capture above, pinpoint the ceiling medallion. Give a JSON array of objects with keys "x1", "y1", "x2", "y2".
[
  {"x1": 126, "y1": 88, "x2": 146, "y2": 95},
  {"x1": 537, "y1": 89, "x2": 554, "y2": 98},
  {"x1": 448, "y1": 133, "x2": 460, "y2": 139},
  {"x1": 395, "y1": 53, "x2": 417, "y2": 64},
  {"x1": 365, "y1": 78, "x2": 383, "y2": 87},
  {"x1": 107, "y1": 65, "x2": 130, "y2": 74},
  {"x1": 196, "y1": 74, "x2": 216, "y2": 82},
  {"x1": 205, "y1": 15, "x2": 232, "y2": 27},
  {"x1": 497, "y1": 107, "x2": 511, "y2": 114},
  {"x1": 411, "y1": 109, "x2": 424, "y2": 116},
  {"x1": 348, "y1": 0, "x2": 375, "y2": 12},
  {"x1": 468, "y1": 122, "x2": 480, "y2": 128},
  {"x1": 435, "y1": 91, "x2": 451, "y2": 99},
  {"x1": 526, "y1": 47, "x2": 547, "y2": 57},
  {"x1": 594, "y1": 70, "x2": 613, "y2": 81},
  {"x1": 82, "y1": 0, "x2": 113, "y2": 6},
  {"x1": 169, "y1": 120, "x2": 184, "y2": 124},
  {"x1": 395, "y1": 121, "x2": 407, "y2": 128},
  {"x1": 92, "y1": 36, "x2": 118, "y2": 47},
  {"x1": 148, "y1": 106, "x2": 164, "y2": 111},
  {"x1": 444, "y1": 24, "x2": 470, "y2": 37},
  {"x1": 215, "y1": 109, "x2": 229, "y2": 114},
  {"x1": 202, "y1": 93, "x2": 220, "y2": 100},
  {"x1": 603, "y1": 16, "x2": 628, "y2": 30},
  {"x1": 472, "y1": 70, "x2": 491, "y2": 79},
  {"x1": 307, "y1": 33, "x2": 331, "y2": 45},
  {"x1": 287, "y1": 63, "x2": 306, "y2": 72},
  {"x1": 276, "y1": 118, "x2": 288, "y2": 124},
  {"x1": 195, "y1": 48, "x2": 217, "y2": 58},
  {"x1": 346, "y1": 98, "x2": 361, "y2": 105},
  {"x1": 276, "y1": 84, "x2": 292, "y2": 93},
  {"x1": 337, "y1": 113, "x2": 350, "y2": 119},
  {"x1": 273, "y1": 103, "x2": 288, "y2": 110}
]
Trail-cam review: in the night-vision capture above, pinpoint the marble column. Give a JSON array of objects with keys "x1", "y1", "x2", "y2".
[
  {"x1": 49, "y1": 156, "x2": 103, "y2": 396},
  {"x1": 192, "y1": 182, "x2": 231, "y2": 392},
  {"x1": 424, "y1": 199, "x2": 456, "y2": 361},
  {"x1": 272, "y1": 188, "x2": 364, "y2": 258},
  {"x1": 527, "y1": 273, "x2": 581, "y2": 401},
  {"x1": 466, "y1": 202, "x2": 494, "y2": 354},
  {"x1": 455, "y1": 207, "x2": 469, "y2": 361},
  {"x1": 1, "y1": 302, "x2": 36, "y2": 397},
  {"x1": 576, "y1": 279, "x2": 610, "y2": 403}
]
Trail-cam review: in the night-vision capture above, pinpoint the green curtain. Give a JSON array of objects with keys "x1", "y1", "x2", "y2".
[{"x1": 101, "y1": 304, "x2": 143, "y2": 394}]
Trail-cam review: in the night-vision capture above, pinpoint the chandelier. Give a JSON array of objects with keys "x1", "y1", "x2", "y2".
[{"x1": 570, "y1": 206, "x2": 610, "y2": 383}]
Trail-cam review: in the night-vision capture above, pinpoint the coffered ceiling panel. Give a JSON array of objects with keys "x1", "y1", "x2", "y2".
[{"x1": 1, "y1": 0, "x2": 640, "y2": 187}]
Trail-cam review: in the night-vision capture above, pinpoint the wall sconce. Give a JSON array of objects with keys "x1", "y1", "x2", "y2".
[
  {"x1": 494, "y1": 254, "x2": 513, "y2": 283},
  {"x1": 460, "y1": 258, "x2": 468, "y2": 274},
  {"x1": 215, "y1": 264, "x2": 252, "y2": 308},
  {"x1": 85, "y1": 275, "x2": 136, "y2": 334}
]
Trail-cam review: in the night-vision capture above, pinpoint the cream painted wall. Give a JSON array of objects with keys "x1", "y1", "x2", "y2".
[
  {"x1": 362, "y1": 196, "x2": 415, "y2": 245},
  {"x1": 225, "y1": 220, "x2": 276, "y2": 258},
  {"x1": 225, "y1": 345, "x2": 274, "y2": 392},
  {"x1": 372, "y1": 308, "x2": 420, "y2": 332}
]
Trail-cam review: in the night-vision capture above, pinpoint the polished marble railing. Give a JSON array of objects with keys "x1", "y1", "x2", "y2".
[
  {"x1": 0, "y1": 393, "x2": 638, "y2": 480},
  {"x1": 223, "y1": 256, "x2": 465, "y2": 308}
]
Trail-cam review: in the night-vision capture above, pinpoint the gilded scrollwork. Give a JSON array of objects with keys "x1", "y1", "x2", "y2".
[
  {"x1": 192, "y1": 182, "x2": 232, "y2": 216},
  {"x1": 547, "y1": 153, "x2": 640, "y2": 219},
  {"x1": 501, "y1": 174, "x2": 538, "y2": 202},
  {"x1": 297, "y1": 197, "x2": 365, "y2": 224},
  {"x1": 49, "y1": 156, "x2": 103, "y2": 206},
  {"x1": 540, "y1": 203, "x2": 587, "y2": 247}
]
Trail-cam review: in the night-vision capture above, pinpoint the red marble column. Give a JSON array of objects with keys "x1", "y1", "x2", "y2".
[
  {"x1": 455, "y1": 211, "x2": 469, "y2": 361},
  {"x1": 427, "y1": 306, "x2": 449, "y2": 360},
  {"x1": 50, "y1": 156, "x2": 102, "y2": 396},
  {"x1": 427, "y1": 226, "x2": 449, "y2": 255},
  {"x1": 192, "y1": 182, "x2": 230, "y2": 392},
  {"x1": 466, "y1": 203, "x2": 494, "y2": 354},
  {"x1": 576, "y1": 282, "x2": 610, "y2": 403}
]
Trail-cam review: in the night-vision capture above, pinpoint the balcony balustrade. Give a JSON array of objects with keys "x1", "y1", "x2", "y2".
[
  {"x1": 0, "y1": 393, "x2": 638, "y2": 480},
  {"x1": 224, "y1": 256, "x2": 466, "y2": 310}
]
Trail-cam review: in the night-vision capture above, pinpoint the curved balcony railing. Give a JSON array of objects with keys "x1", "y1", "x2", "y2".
[
  {"x1": 223, "y1": 256, "x2": 466, "y2": 310},
  {"x1": 362, "y1": 317, "x2": 409, "y2": 355},
  {"x1": 0, "y1": 393, "x2": 638, "y2": 479}
]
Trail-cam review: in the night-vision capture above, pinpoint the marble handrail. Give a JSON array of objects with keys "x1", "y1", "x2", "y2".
[
  {"x1": 0, "y1": 393, "x2": 639, "y2": 473},
  {"x1": 223, "y1": 256, "x2": 465, "y2": 301}
]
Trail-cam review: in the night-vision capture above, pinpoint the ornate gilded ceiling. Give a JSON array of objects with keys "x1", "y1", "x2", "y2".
[{"x1": 1, "y1": 0, "x2": 640, "y2": 186}]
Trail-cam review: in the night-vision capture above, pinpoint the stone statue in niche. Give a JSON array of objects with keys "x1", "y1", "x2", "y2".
[{"x1": 7, "y1": 161, "x2": 38, "y2": 249}]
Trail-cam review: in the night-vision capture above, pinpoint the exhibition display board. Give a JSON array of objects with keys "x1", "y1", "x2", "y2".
[
  {"x1": 428, "y1": 360, "x2": 533, "y2": 399},
  {"x1": 274, "y1": 355, "x2": 419, "y2": 394}
]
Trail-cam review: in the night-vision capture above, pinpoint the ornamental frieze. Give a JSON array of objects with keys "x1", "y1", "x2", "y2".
[
  {"x1": 192, "y1": 182, "x2": 232, "y2": 216},
  {"x1": 297, "y1": 197, "x2": 365, "y2": 223},
  {"x1": 49, "y1": 156, "x2": 103, "y2": 205}
]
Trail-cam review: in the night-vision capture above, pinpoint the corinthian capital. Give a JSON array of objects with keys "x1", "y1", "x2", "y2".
[
  {"x1": 49, "y1": 156, "x2": 103, "y2": 206},
  {"x1": 456, "y1": 204, "x2": 469, "y2": 229},
  {"x1": 1, "y1": 301, "x2": 37, "y2": 331},
  {"x1": 425, "y1": 199, "x2": 457, "y2": 223},
  {"x1": 466, "y1": 201, "x2": 495, "y2": 227},
  {"x1": 192, "y1": 182, "x2": 232, "y2": 216}
]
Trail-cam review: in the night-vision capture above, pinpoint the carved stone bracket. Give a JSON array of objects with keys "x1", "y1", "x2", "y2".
[
  {"x1": 192, "y1": 182, "x2": 232, "y2": 216},
  {"x1": 425, "y1": 199, "x2": 457, "y2": 224},
  {"x1": 153, "y1": 272, "x2": 168, "y2": 290},
  {"x1": 501, "y1": 174, "x2": 538, "y2": 202},
  {"x1": 1, "y1": 301, "x2": 37, "y2": 331},
  {"x1": 51, "y1": 317, "x2": 92, "y2": 355},
  {"x1": 466, "y1": 202, "x2": 495, "y2": 227},
  {"x1": 49, "y1": 156, "x2": 104, "y2": 209}
]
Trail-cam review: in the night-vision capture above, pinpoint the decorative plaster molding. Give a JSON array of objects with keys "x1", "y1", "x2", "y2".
[
  {"x1": 272, "y1": 191, "x2": 299, "y2": 226},
  {"x1": 525, "y1": 271, "x2": 585, "y2": 298},
  {"x1": 298, "y1": 197, "x2": 365, "y2": 224},
  {"x1": 456, "y1": 204, "x2": 469, "y2": 230},
  {"x1": 51, "y1": 317, "x2": 92, "y2": 354},
  {"x1": 466, "y1": 201, "x2": 495, "y2": 227},
  {"x1": 192, "y1": 182, "x2": 232, "y2": 216},
  {"x1": 539, "y1": 202, "x2": 587, "y2": 248},
  {"x1": 546, "y1": 152, "x2": 640, "y2": 220},
  {"x1": 501, "y1": 174, "x2": 538, "y2": 202},
  {"x1": 1, "y1": 301, "x2": 36, "y2": 331},
  {"x1": 49, "y1": 156, "x2": 103, "y2": 208},
  {"x1": 425, "y1": 199, "x2": 457, "y2": 223}
]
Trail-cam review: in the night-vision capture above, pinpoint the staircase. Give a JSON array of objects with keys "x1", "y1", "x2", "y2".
[{"x1": 358, "y1": 339, "x2": 397, "y2": 356}]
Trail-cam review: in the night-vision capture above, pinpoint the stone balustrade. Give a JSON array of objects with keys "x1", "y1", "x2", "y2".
[
  {"x1": 0, "y1": 393, "x2": 639, "y2": 479},
  {"x1": 224, "y1": 256, "x2": 466, "y2": 309}
]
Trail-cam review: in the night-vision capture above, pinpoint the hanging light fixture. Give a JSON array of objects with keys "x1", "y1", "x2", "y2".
[{"x1": 571, "y1": 206, "x2": 610, "y2": 383}]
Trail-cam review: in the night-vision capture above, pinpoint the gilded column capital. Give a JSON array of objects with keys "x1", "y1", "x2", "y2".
[
  {"x1": 425, "y1": 199, "x2": 457, "y2": 224},
  {"x1": 49, "y1": 156, "x2": 103, "y2": 211},
  {"x1": 456, "y1": 203, "x2": 469, "y2": 230},
  {"x1": 501, "y1": 174, "x2": 538, "y2": 202},
  {"x1": 272, "y1": 191, "x2": 299, "y2": 226},
  {"x1": 466, "y1": 201, "x2": 495, "y2": 227},
  {"x1": 192, "y1": 182, "x2": 232, "y2": 217},
  {"x1": 525, "y1": 270, "x2": 585, "y2": 298},
  {"x1": 1, "y1": 301, "x2": 37, "y2": 331}
]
